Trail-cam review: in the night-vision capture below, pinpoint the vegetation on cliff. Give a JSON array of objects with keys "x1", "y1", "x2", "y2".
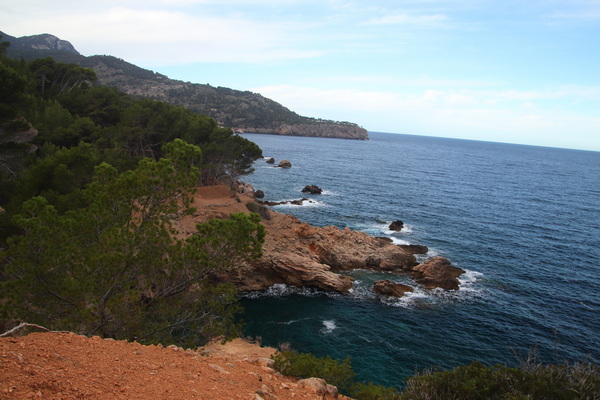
[
  {"x1": 274, "y1": 349, "x2": 600, "y2": 400},
  {"x1": 2, "y1": 31, "x2": 368, "y2": 139},
  {"x1": 0, "y1": 46, "x2": 264, "y2": 347}
]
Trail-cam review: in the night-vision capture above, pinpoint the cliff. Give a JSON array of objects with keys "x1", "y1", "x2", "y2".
[
  {"x1": 0, "y1": 331, "x2": 347, "y2": 399},
  {"x1": 238, "y1": 123, "x2": 368, "y2": 140}
]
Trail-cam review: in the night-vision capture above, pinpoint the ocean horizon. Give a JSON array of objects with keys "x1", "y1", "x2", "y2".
[{"x1": 239, "y1": 131, "x2": 600, "y2": 387}]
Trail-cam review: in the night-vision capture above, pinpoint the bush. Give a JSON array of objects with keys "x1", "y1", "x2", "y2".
[
  {"x1": 399, "y1": 360, "x2": 600, "y2": 400},
  {"x1": 272, "y1": 350, "x2": 355, "y2": 393}
]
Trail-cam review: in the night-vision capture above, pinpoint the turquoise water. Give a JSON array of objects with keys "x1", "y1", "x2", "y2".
[{"x1": 239, "y1": 132, "x2": 600, "y2": 388}]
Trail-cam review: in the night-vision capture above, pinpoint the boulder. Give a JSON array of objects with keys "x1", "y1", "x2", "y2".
[
  {"x1": 301, "y1": 185, "x2": 323, "y2": 194},
  {"x1": 411, "y1": 256, "x2": 465, "y2": 290},
  {"x1": 277, "y1": 160, "x2": 292, "y2": 168},
  {"x1": 389, "y1": 220, "x2": 404, "y2": 231},
  {"x1": 397, "y1": 244, "x2": 429, "y2": 254},
  {"x1": 254, "y1": 190, "x2": 265, "y2": 199},
  {"x1": 373, "y1": 280, "x2": 414, "y2": 297},
  {"x1": 297, "y1": 378, "x2": 339, "y2": 398},
  {"x1": 266, "y1": 157, "x2": 275, "y2": 164},
  {"x1": 236, "y1": 181, "x2": 255, "y2": 196}
]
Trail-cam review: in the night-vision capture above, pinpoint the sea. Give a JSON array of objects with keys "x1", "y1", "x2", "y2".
[{"x1": 238, "y1": 131, "x2": 600, "y2": 388}]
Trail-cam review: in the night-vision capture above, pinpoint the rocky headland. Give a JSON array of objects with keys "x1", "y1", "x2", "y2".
[
  {"x1": 174, "y1": 185, "x2": 465, "y2": 297},
  {"x1": 238, "y1": 123, "x2": 369, "y2": 140}
]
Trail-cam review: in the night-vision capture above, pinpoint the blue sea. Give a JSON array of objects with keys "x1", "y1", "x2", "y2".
[{"x1": 238, "y1": 132, "x2": 600, "y2": 388}]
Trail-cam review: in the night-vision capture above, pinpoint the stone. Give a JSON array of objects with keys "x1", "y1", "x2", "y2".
[
  {"x1": 373, "y1": 280, "x2": 414, "y2": 297},
  {"x1": 297, "y1": 378, "x2": 338, "y2": 398},
  {"x1": 301, "y1": 185, "x2": 323, "y2": 194},
  {"x1": 397, "y1": 244, "x2": 429, "y2": 254},
  {"x1": 411, "y1": 256, "x2": 465, "y2": 290},
  {"x1": 389, "y1": 220, "x2": 404, "y2": 231},
  {"x1": 266, "y1": 157, "x2": 275, "y2": 164},
  {"x1": 277, "y1": 160, "x2": 292, "y2": 168},
  {"x1": 254, "y1": 190, "x2": 265, "y2": 199}
]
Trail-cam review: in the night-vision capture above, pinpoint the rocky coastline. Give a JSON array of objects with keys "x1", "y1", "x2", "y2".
[{"x1": 175, "y1": 185, "x2": 465, "y2": 298}]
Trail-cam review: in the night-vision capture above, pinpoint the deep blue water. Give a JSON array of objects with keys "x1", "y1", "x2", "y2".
[{"x1": 238, "y1": 132, "x2": 600, "y2": 388}]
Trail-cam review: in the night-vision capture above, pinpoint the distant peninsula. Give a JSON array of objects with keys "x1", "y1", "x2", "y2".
[{"x1": 2, "y1": 31, "x2": 368, "y2": 140}]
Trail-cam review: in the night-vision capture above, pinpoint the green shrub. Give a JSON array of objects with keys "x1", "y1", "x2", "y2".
[
  {"x1": 399, "y1": 360, "x2": 600, "y2": 400},
  {"x1": 272, "y1": 349, "x2": 356, "y2": 393},
  {"x1": 272, "y1": 350, "x2": 401, "y2": 399},
  {"x1": 350, "y1": 382, "x2": 402, "y2": 400}
]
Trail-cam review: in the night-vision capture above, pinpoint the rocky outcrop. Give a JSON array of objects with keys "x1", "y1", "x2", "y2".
[
  {"x1": 301, "y1": 185, "x2": 323, "y2": 194},
  {"x1": 277, "y1": 159, "x2": 292, "y2": 168},
  {"x1": 410, "y1": 256, "x2": 465, "y2": 290},
  {"x1": 265, "y1": 157, "x2": 275, "y2": 164},
  {"x1": 178, "y1": 185, "x2": 464, "y2": 294},
  {"x1": 297, "y1": 377, "x2": 339, "y2": 398},
  {"x1": 373, "y1": 280, "x2": 414, "y2": 297},
  {"x1": 389, "y1": 220, "x2": 404, "y2": 231}
]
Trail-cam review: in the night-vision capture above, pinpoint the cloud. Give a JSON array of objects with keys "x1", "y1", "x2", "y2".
[
  {"x1": 251, "y1": 84, "x2": 600, "y2": 150},
  {"x1": 362, "y1": 13, "x2": 448, "y2": 26},
  {"x1": 1, "y1": 4, "x2": 321, "y2": 64}
]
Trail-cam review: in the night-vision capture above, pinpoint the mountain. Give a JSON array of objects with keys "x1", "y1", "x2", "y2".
[{"x1": 1, "y1": 32, "x2": 368, "y2": 140}]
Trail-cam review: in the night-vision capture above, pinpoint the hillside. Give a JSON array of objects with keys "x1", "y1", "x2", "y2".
[{"x1": 1, "y1": 31, "x2": 368, "y2": 140}]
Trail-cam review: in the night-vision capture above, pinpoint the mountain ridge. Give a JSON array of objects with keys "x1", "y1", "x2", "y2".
[{"x1": 2, "y1": 31, "x2": 368, "y2": 140}]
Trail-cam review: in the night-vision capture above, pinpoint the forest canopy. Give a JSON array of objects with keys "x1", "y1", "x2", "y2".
[{"x1": 0, "y1": 48, "x2": 264, "y2": 346}]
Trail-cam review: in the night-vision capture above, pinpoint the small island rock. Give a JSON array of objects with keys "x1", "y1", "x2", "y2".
[
  {"x1": 278, "y1": 160, "x2": 292, "y2": 168},
  {"x1": 410, "y1": 256, "x2": 465, "y2": 290},
  {"x1": 301, "y1": 185, "x2": 323, "y2": 194},
  {"x1": 373, "y1": 280, "x2": 414, "y2": 297},
  {"x1": 389, "y1": 220, "x2": 404, "y2": 231},
  {"x1": 266, "y1": 157, "x2": 275, "y2": 164}
]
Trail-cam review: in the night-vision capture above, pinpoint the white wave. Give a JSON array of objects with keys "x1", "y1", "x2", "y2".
[
  {"x1": 242, "y1": 283, "x2": 323, "y2": 298},
  {"x1": 390, "y1": 237, "x2": 411, "y2": 245},
  {"x1": 460, "y1": 269, "x2": 484, "y2": 285},
  {"x1": 272, "y1": 199, "x2": 327, "y2": 208},
  {"x1": 320, "y1": 320, "x2": 337, "y2": 334},
  {"x1": 271, "y1": 317, "x2": 311, "y2": 326}
]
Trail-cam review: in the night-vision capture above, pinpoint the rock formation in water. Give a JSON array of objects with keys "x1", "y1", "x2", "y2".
[
  {"x1": 301, "y1": 185, "x2": 323, "y2": 194},
  {"x1": 389, "y1": 220, "x2": 404, "y2": 231},
  {"x1": 410, "y1": 256, "x2": 465, "y2": 290},
  {"x1": 277, "y1": 159, "x2": 292, "y2": 168}
]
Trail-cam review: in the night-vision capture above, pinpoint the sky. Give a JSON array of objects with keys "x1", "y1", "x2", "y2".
[{"x1": 1, "y1": 0, "x2": 600, "y2": 151}]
